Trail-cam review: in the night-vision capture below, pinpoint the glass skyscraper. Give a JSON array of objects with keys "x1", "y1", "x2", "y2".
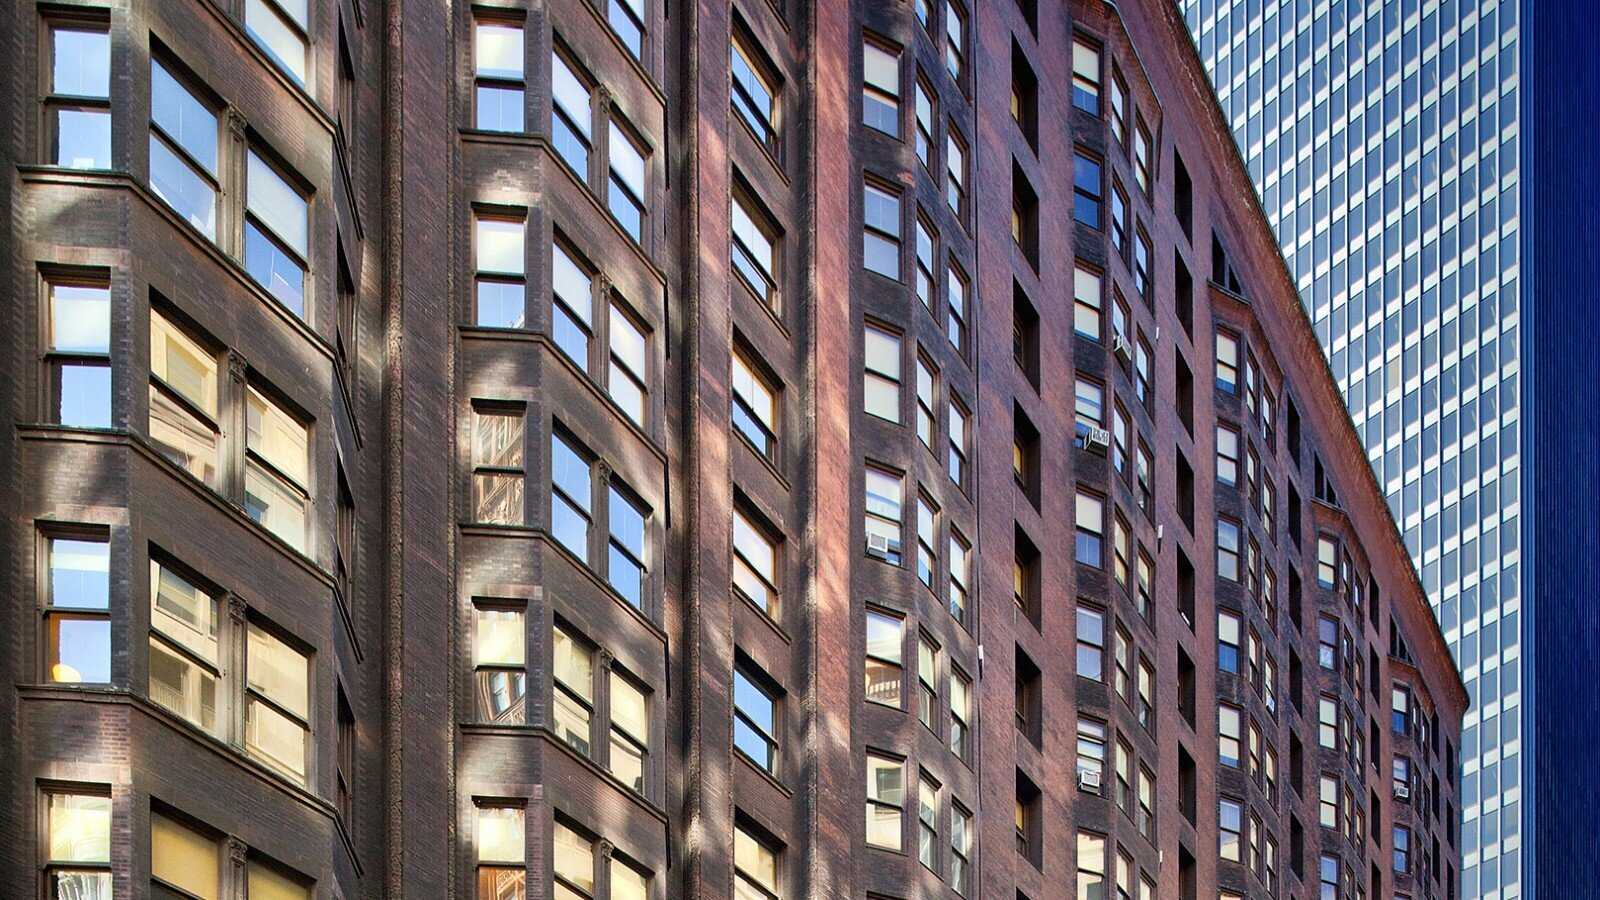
[{"x1": 1180, "y1": 2, "x2": 1521, "y2": 898}]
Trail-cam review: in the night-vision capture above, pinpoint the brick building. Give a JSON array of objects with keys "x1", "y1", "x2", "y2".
[{"x1": 0, "y1": 0, "x2": 1465, "y2": 898}]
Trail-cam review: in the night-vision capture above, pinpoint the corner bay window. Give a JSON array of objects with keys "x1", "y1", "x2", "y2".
[
  {"x1": 607, "y1": 481, "x2": 648, "y2": 608},
  {"x1": 607, "y1": 119, "x2": 648, "y2": 242},
  {"x1": 244, "y1": 151, "x2": 310, "y2": 318},
  {"x1": 553, "y1": 626, "x2": 594, "y2": 755},
  {"x1": 148, "y1": 559, "x2": 220, "y2": 734},
  {"x1": 551, "y1": 240, "x2": 592, "y2": 360},
  {"x1": 150, "y1": 59, "x2": 220, "y2": 240},
  {"x1": 609, "y1": 671, "x2": 648, "y2": 792},
  {"x1": 550, "y1": 50, "x2": 592, "y2": 178},
  {"x1": 551, "y1": 431, "x2": 592, "y2": 559},
  {"x1": 149, "y1": 310, "x2": 220, "y2": 486}
]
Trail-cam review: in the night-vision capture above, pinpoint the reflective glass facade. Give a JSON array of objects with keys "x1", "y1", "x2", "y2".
[{"x1": 1181, "y1": 2, "x2": 1521, "y2": 897}]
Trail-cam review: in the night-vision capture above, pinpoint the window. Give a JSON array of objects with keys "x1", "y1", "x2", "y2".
[
  {"x1": 1215, "y1": 332, "x2": 1239, "y2": 394},
  {"x1": 151, "y1": 811, "x2": 219, "y2": 898},
  {"x1": 1216, "y1": 518, "x2": 1240, "y2": 582},
  {"x1": 1115, "y1": 739, "x2": 1134, "y2": 815},
  {"x1": 1110, "y1": 182, "x2": 1129, "y2": 255},
  {"x1": 45, "y1": 278, "x2": 111, "y2": 428},
  {"x1": 43, "y1": 533, "x2": 110, "y2": 684},
  {"x1": 148, "y1": 559, "x2": 220, "y2": 734},
  {"x1": 609, "y1": 670, "x2": 648, "y2": 792},
  {"x1": 733, "y1": 665, "x2": 779, "y2": 774},
  {"x1": 866, "y1": 754, "x2": 904, "y2": 850},
  {"x1": 336, "y1": 687, "x2": 355, "y2": 824},
  {"x1": 243, "y1": 150, "x2": 311, "y2": 317},
  {"x1": 862, "y1": 182, "x2": 901, "y2": 278},
  {"x1": 608, "y1": 0, "x2": 644, "y2": 59},
  {"x1": 551, "y1": 50, "x2": 593, "y2": 177},
  {"x1": 732, "y1": 352, "x2": 777, "y2": 457},
  {"x1": 1133, "y1": 118, "x2": 1152, "y2": 191},
  {"x1": 914, "y1": 219, "x2": 936, "y2": 309},
  {"x1": 1073, "y1": 152, "x2": 1102, "y2": 228},
  {"x1": 1391, "y1": 686, "x2": 1412, "y2": 734},
  {"x1": 552, "y1": 626, "x2": 594, "y2": 755},
  {"x1": 45, "y1": 790, "x2": 111, "y2": 896},
  {"x1": 474, "y1": 20, "x2": 525, "y2": 132},
  {"x1": 468, "y1": 603, "x2": 526, "y2": 725},
  {"x1": 1393, "y1": 756, "x2": 1412, "y2": 799},
  {"x1": 1112, "y1": 516, "x2": 1131, "y2": 588},
  {"x1": 1076, "y1": 604, "x2": 1105, "y2": 680},
  {"x1": 732, "y1": 508, "x2": 779, "y2": 615},
  {"x1": 1219, "y1": 705, "x2": 1242, "y2": 767},
  {"x1": 1071, "y1": 39, "x2": 1099, "y2": 112},
  {"x1": 1219, "y1": 798, "x2": 1242, "y2": 861},
  {"x1": 945, "y1": 127, "x2": 967, "y2": 218},
  {"x1": 245, "y1": 387, "x2": 310, "y2": 551},
  {"x1": 470, "y1": 406, "x2": 524, "y2": 525},
  {"x1": 551, "y1": 431, "x2": 592, "y2": 559},
  {"x1": 916, "y1": 497, "x2": 938, "y2": 590},
  {"x1": 1074, "y1": 265, "x2": 1102, "y2": 340},
  {"x1": 149, "y1": 59, "x2": 219, "y2": 239},
  {"x1": 863, "y1": 324, "x2": 901, "y2": 422},
  {"x1": 1317, "y1": 537, "x2": 1337, "y2": 588},
  {"x1": 149, "y1": 309, "x2": 220, "y2": 486},
  {"x1": 1117, "y1": 849, "x2": 1134, "y2": 900},
  {"x1": 245, "y1": 0, "x2": 309, "y2": 83},
  {"x1": 914, "y1": 78, "x2": 934, "y2": 168},
  {"x1": 949, "y1": 670, "x2": 970, "y2": 758},
  {"x1": 1134, "y1": 337, "x2": 1152, "y2": 409},
  {"x1": 472, "y1": 806, "x2": 526, "y2": 897},
  {"x1": 550, "y1": 239, "x2": 592, "y2": 360},
  {"x1": 1109, "y1": 69, "x2": 1127, "y2": 143},
  {"x1": 946, "y1": 261, "x2": 968, "y2": 352},
  {"x1": 245, "y1": 621, "x2": 310, "y2": 784},
  {"x1": 735, "y1": 824, "x2": 781, "y2": 899},
  {"x1": 1215, "y1": 425, "x2": 1240, "y2": 486},
  {"x1": 1133, "y1": 230, "x2": 1151, "y2": 299},
  {"x1": 607, "y1": 481, "x2": 648, "y2": 608},
  {"x1": 608, "y1": 304, "x2": 648, "y2": 425},
  {"x1": 46, "y1": 24, "x2": 110, "y2": 169},
  {"x1": 1137, "y1": 767, "x2": 1155, "y2": 838},
  {"x1": 1319, "y1": 775, "x2": 1338, "y2": 827},
  {"x1": 251, "y1": 862, "x2": 310, "y2": 900},
  {"x1": 552, "y1": 821, "x2": 593, "y2": 899},
  {"x1": 1135, "y1": 441, "x2": 1153, "y2": 515},
  {"x1": 1077, "y1": 717, "x2": 1107, "y2": 785},
  {"x1": 1076, "y1": 491, "x2": 1104, "y2": 566},
  {"x1": 862, "y1": 39, "x2": 900, "y2": 136},
  {"x1": 1074, "y1": 377, "x2": 1105, "y2": 447},
  {"x1": 944, "y1": 1, "x2": 966, "y2": 81},
  {"x1": 1135, "y1": 550, "x2": 1153, "y2": 619},
  {"x1": 1217, "y1": 610, "x2": 1241, "y2": 673},
  {"x1": 1318, "y1": 697, "x2": 1338, "y2": 749},
  {"x1": 608, "y1": 119, "x2": 647, "y2": 242},
  {"x1": 864, "y1": 466, "x2": 903, "y2": 564},
  {"x1": 1318, "y1": 616, "x2": 1338, "y2": 668},
  {"x1": 918, "y1": 778, "x2": 939, "y2": 871},
  {"x1": 915, "y1": 356, "x2": 936, "y2": 449},
  {"x1": 1078, "y1": 832, "x2": 1107, "y2": 900},
  {"x1": 473, "y1": 214, "x2": 527, "y2": 327},
  {"x1": 1137, "y1": 659, "x2": 1154, "y2": 730},
  {"x1": 864, "y1": 610, "x2": 903, "y2": 708},
  {"x1": 732, "y1": 191, "x2": 778, "y2": 304},
  {"x1": 1112, "y1": 404, "x2": 1130, "y2": 475},
  {"x1": 949, "y1": 530, "x2": 970, "y2": 625},
  {"x1": 947, "y1": 400, "x2": 969, "y2": 487},
  {"x1": 731, "y1": 36, "x2": 777, "y2": 149},
  {"x1": 951, "y1": 804, "x2": 973, "y2": 894}
]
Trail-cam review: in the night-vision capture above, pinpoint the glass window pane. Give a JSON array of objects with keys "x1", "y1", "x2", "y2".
[
  {"x1": 149, "y1": 636, "x2": 219, "y2": 732},
  {"x1": 479, "y1": 806, "x2": 525, "y2": 864},
  {"x1": 50, "y1": 617, "x2": 110, "y2": 683},
  {"x1": 247, "y1": 697, "x2": 307, "y2": 780},
  {"x1": 53, "y1": 30, "x2": 110, "y2": 96},
  {"x1": 151, "y1": 61, "x2": 217, "y2": 173},
  {"x1": 476, "y1": 85, "x2": 525, "y2": 132},
  {"x1": 56, "y1": 109, "x2": 111, "y2": 169},
  {"x1": 245, "y1": 463, "x2": 308, "y2": 549},
  {"x1": 472, "y1": 410, "x2": 523, "y2": 469},
  {"x1": 866, "y1": 610, "x2": 902, "y2": 662},
  {"x1": 477, "y1": 218, "x2": 525, "y2": 275},
  {"x1": 248, "y1": 864, "x2": 310, "y2": 900},
  {"x1": 152, "y1": 812, "x2": 219, "y2": 899},
  {"x1": 551, "y1": 55, "x2": 592, "y2": 140},
  {"x1": 612, "y1": 671, "x2": 648, "y2": 739},
  {"x1": 244, "y1": 222, "x2": 306, "y2": 317},
  {"x1": 50, "y1": 538, "x2": 109, "y2": 609},
  {"x1": 475, "y1": 24, "x2": 524, "y2": 78},
  {"x1": 551, "y1": 435, "x2": 591, "y2": 510},
  {"x1": 611, "y1": 860, "x2": 648, "y2": 900},
  {"x1": 49, "y1": 793, "x2": 110, "y2": 863},
  {"x1": 552, "y1": 628, "x2": 593, "y2": 699},
  {"x1": 58, "y1": 364, "x2": 111, "y2": 428},
  {"x1": 149, "y1": 135, "x2": 218, "y2": 239},
  {"x1": 245, "y1": 0, "x2": 309, "y2": 84},
  {"x1": 474, "y1": 607, "x2": 524, "y2": 665},
  {"x1": 247, "y1": 152, "x2": 308, "y2": 256},
  {"x1": 151, "y1": 562, "x2": 218, "y2": 662},
  {"x1": 246, "y1": 389, "x2": 308, "y2": 485},
  {"x1": 247, "y1": 623, "x2": 309, "y2": 718},
  {"x1": 553, "y1": 823, "x2": 593, "y2": 890},
  {"x1": 610, "y1": 122, "x2": 646, "y2": 197},
  {"x1": 150, "y1": 313, "x2": 217, "y2": 413}
]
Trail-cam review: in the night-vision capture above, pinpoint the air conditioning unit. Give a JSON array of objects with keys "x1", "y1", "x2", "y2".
[
  {"x1": 1084, "y1": 426, "x2": 1112, "y2": 452},
  {"x1": 1393, "y1": 783, "x2": 1411, "y2": 801},
  {"x1": 1113, "y1": 332, "x2": 1133, "y2": 361},
  {"x1": 866, "y1": 532, "x2": 892, "y2": 558},
  {"x1": 1078, "y1": 769, "x2": 1102, "y2": 791}
]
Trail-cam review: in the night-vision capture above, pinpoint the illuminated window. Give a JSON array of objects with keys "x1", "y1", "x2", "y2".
[
  {"x1": 472, "y1": 603, "x2": 525, "y2": 723},
  {"x1": 245, "y1": 621, "x2": 310, "y2": 784},
  {"x1": 45, "y1": 790, "x2": 111, "y2": 896},
  {"x1": 44, "y1": 533, "x2": 110, "y2": 684}
]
